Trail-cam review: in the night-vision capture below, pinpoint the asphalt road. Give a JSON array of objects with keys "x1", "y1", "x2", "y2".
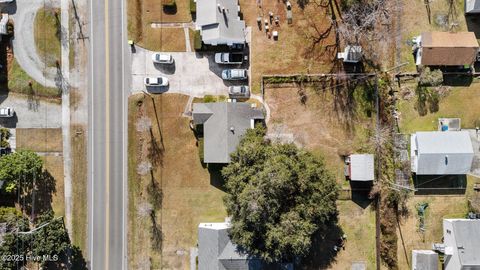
[{"x1": 88, "y1": 0, "x2": 129, "y2": 268}]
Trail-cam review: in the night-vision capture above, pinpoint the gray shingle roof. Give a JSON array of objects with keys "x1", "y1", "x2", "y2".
[
  {"x1": 195, "y1": 0, "x2": 246, "y2": 45},
  {"x1": 411, "y1": 131, "x2": 474, "y2": 175},
  {"x1": 193, "y1": 102, "x2": 264, "y2": 163}
]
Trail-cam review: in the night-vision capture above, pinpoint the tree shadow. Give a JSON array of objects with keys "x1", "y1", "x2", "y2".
[
  {"x1": 20, "y1": 170, "x2": 56, "y2": 220},
  {"x1": 299, "y1": 219, "x2": 343, "y2": 270},
  {"x1": 148, "y1": 127, "x2": 164, "y2": 168}
]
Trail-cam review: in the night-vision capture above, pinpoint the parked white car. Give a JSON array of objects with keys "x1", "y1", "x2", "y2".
[
  {"x1": 228, "y1": 85, "x2": 250, "y2": 98},
  {"x1": 0, "y1": 107, "x2": 14, "y2": 117},
  {"x1": 152, "y1": 53, "x2": 174, "y2": 64},
  {"x1": 221, "y1": 69, "x2": 248, "y2": 80},
  {"x1": 144, "y1": 77, "x2": 169, "y2": 87}
]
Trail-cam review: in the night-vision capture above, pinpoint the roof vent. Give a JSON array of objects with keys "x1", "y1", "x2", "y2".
[
  {"x1": 230, "y1": 126, "x2": 235, "y2": 133},
  {"x1": 445, "y1": 155, "x2": 449, "y2": 165}
]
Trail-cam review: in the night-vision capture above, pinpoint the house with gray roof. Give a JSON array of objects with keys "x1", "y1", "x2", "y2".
[
  {"x1": 465, "y1": 0, "x2": 480, "y2": 14},
  {"x1": 198, "y1": 221, "x2": 294, "y2": 270},
  {"x1": 410, "y1": 131, "x2": 474, "y2": 175},
  {"x1": 195, "y1": 0, "x2": 246, "y2": 46},
  {"x1": 441, "y1": 219, "x2": 480, "y2": 270},
  {"x1": 193, "y1": 102, "x2": 264, "y2": 163}
]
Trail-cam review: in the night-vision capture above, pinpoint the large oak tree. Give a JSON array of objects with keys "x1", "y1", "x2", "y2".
[{"x1": 222, "y1": 126, "x2": 339, "y2": 263}]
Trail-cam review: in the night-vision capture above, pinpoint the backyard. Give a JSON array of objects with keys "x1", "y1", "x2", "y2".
[
  {"x1": 128, "y1": 93, "x2": 226, "y2": 270},
  {"x1": 397, "y1": 80, "x2": 480, "y2": 133},
  {"x1": 265, "y1": 79, "x2": 376, "y2": 183},
  {"x1": 240, "y1": 0, "x2": 338, "y2": 93}
]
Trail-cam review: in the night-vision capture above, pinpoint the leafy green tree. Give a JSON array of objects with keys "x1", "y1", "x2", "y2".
[
  {"x1": 0, "y1": 150, "x2": 43, "y2": 193},
  {"x1": 222, "y1": 126, "x2": 339, "y2": 262}
]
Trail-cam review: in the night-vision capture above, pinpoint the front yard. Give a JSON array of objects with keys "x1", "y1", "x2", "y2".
[
  {"x1": 128, "y1": 93, "x2": 226, "y2": 269},
  {"x1": 34, "y1": 7, "x2": 61, "y2": 68}
]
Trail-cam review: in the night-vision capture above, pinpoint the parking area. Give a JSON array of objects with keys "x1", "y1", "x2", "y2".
[
  {"x1": 130, "y1": 47, "x2": 250, "y2": 97},
  {"x1": 0, "y1": 94, "x2": 62, "y2": 128}
]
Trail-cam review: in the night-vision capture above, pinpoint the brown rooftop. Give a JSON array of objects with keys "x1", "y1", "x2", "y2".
[{"x1": 420, "y1": 32, "x2": 479, "y2": 66}]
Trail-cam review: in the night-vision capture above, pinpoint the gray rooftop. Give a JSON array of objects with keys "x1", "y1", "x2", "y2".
[
  {"x1": 466, "y1": 0, "x2": 480, "y2": 13},
  {"x1": 195, "y1": 0, "x2": 246, "y2": 45},
  {"x1": 349, "y1": 154, "x2": 374, "y2": 181},
  {"x1": 193, "y1": 102, "x2": 264, "y2": 163},
  {"x1": 444, "y1": 219, "x2": 480, "y2": 268},
  {"x1": 412, "y1": 250, "x2": 438, "y2": 270},
  {"x1": 411, "y1": 131, "x2": 474, "y2": 175},
  {"x1": 198, "y1": 222, "x2": 293, "y2": 270}
]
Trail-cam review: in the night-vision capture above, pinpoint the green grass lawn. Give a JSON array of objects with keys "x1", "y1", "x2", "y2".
[
  {"x1": 34, "y1": 8, "x2": 61, "y2": 68},
  {"x1": 398, "y1": 81, "x2": 480, "y2": 133},
  {"x1": 8, "y1": 58, "x2": 60, "y2": 99}
]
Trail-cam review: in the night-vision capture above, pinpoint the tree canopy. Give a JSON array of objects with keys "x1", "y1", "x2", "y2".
[
  {"x1": 0, "y1": 150, "x2": 43, "y2": 193},
  {"x1": 222, "y1": 126, "x2": 339, "y2": 263}
]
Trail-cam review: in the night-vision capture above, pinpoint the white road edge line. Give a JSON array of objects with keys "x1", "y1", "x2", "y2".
[{"x1": 88, "y1": 0, "x2": 95, "y2": 267}]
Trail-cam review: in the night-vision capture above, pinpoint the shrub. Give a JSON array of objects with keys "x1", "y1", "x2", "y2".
[
  {"x1": 197, "y1": 137, "x2": 204, "y2": 164},
  {"x1": 418, "y1": 67, "x2": 443, "y2": 87},
  {"x1": 162, "y1": 0, "x2": 176, "y2": 7},
  {"x1": 190, "y1": 0, "x2": 196, "y2": 13},
  {"x1": 203, "y1": 95, "x2": 215, "y2": 103},
  {"x1": 193, "y1": 30, "x2": 202, "y2": 51}
]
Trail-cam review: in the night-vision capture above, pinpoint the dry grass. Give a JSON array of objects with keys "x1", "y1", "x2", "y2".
[
  {"x1": 397, "y1": 81, "x2": 480, "y2": 133},
  {"x1": 43, "y1": 156, "x2": 65, "y2": 217},
  {"x1": 330, "y1": 201, "x2": 377, "y2": 269},
  {"x1": 241, "y1": 0, "x2": 337, "y2": 93},
  {"x1": 16, "y1": 128, "x2": 63, "y2": 152},
  {"x1": 265, "y1": 84, "x2": 374, "y2": 183},
  {"x1": 128, "y1": 93, "x2": 226, "y2": 270},
  {"x1": 396, "y1": 195, "x2": 468, "y2": 268},
  {"x1": 127, "y1": 0, "x2": 191, "y2": 50},
  {"x1": 140, "y1": 27, "x2": 187, "y2": 52},
  {"x1": 71, "y1": 125, "x2": 87, "y2": 251}
]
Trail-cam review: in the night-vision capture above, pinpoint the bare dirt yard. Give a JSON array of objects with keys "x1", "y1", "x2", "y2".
[
  {"x1": 265, "y1": 81, "x2": 375, "y2": 182},
  {"x1": 128, "y1": 93, "x2": 226, "y2": 270},
  {"x1": 241, "y1": 0, "x2": 338, "y2": 93}
]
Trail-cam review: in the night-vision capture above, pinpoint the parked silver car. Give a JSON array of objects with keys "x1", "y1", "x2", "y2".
[
  {"x1": 228, "y1": 86, "x2": 250, "y2": 98},
  {"x1": 221, "y1": 69, "x2": 248, "y2": 80}
]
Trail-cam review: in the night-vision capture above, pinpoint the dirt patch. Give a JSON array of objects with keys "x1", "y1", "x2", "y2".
[
  {"x1": 128, "y1": 93, "x2": 226, "y2": 269},
  {"x1": 16, "y1": 128, "x2": 63, "y2": 152},
  {"x1": 242, "y1": 0, "x2": 337, "y2": 93},
  {"x1": 265, "y1": 83, "x2": 375, "y2": 181}
]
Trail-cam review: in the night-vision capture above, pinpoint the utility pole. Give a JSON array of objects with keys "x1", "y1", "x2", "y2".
[{"x1": 374, "y1": 73, "x2": 381, "y2": 270}]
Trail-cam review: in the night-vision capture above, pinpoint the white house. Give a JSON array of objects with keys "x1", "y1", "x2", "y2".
[
  {"x1": 411, "y1": 131, "x2": 474, "y2": 175},
  {"x1": 195, "y1": 0, "x2": 246, "y2": 46},
  {"x1": 441, "y1": 219, "x2": 480, "y2": 270},
  {"x1": 465, "y1": 0, "x2": 480, "y2": 14}
]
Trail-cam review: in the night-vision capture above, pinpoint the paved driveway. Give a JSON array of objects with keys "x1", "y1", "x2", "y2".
[
  {"x1": 131, "y1": 48, "x2": 249, "y2": 97},
  {"x1": 0, "y1": 94, "x2": 62, "y2": 128}
]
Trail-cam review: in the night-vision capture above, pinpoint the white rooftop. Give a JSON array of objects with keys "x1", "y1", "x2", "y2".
[
  {"x1": 349, "y1": 154, "x2": 374, "y2": 181},
  {"x1": 443, "y1": 219, "x2": 480, "y2": 270}
]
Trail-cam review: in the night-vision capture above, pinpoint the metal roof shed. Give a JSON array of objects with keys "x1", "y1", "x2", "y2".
[
  {"x1": 411, "y1": 131, "x2": 474, "y2": 175},
  {"x1": 412, "y1": 250, "x2": 438, "y2": 270},
  {"x1": 347, "y1": 154, "x2": 374, "y2": 181}
]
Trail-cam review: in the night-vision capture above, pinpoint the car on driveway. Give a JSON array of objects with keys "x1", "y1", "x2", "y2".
[
  {"x1": 215, "y1": 52, "x2": 246, "y2": 64},
  {"x1": 221, "y1": 69, "x2": 248, "y2": 80},
  {"x1": 152, "y1": 53, "x2": 174, "y2": 64},
  {"x1": 144, "y1": 77, "x2": 169, "y2": 87},
  {"x1": 0, "y1": 107, "x2": 14, "y2": 117},
  {"x1": 228, "y1": 85, "x2": 250, "y2": 98}
]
